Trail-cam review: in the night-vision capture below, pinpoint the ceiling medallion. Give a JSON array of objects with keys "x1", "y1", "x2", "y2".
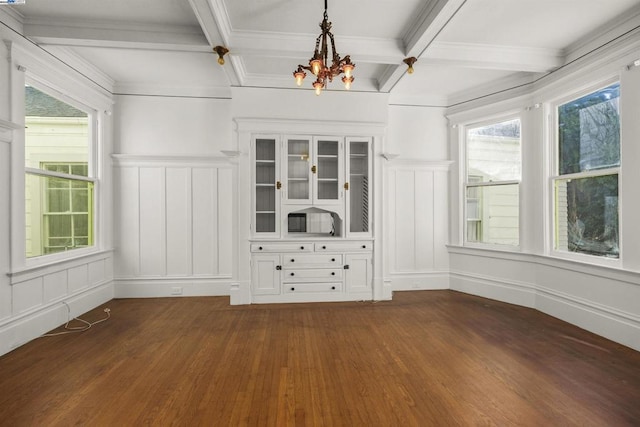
[{"x1": 292, "y1": 0, "x2": 355, "y2": 95}]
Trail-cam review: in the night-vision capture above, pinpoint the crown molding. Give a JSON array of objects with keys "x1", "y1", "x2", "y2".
[
  {"x1": 43, "y1": 46, "x2": 115, "y2": 93},
  {"x1": 425, "y1": 42, "x2": 563, "y2": 73},
  {"x1": 564, "y1": 4, "x2": 640, "y2": 64},
  {"x1": 0, "y1": 6, "x2": 24, "y2": 33},
  {"x1": 23, "y1": 18, "x2": 208, "y2": 51},
  {"x1": 113, "y1": 82, "x2": 231, "y2": 99}
]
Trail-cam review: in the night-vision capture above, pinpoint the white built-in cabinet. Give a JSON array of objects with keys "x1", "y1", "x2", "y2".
[{"x1": 250, "y1": 134, "x2": 373, "y2": 303}]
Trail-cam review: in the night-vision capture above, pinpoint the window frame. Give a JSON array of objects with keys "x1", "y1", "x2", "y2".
[
  {"x1": 548, "y1": 78, "x2": 621, "y2": 265},
  {"x1": 22, "y1": 78, "x2": 100, "y2": 266},
  {"x1": 462, "y1": 114, "x2": 522, "y2": 249}
]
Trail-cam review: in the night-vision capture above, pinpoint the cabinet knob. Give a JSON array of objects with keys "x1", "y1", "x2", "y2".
[
  {"x1": 291, "y1": 287, "x2": 295, "y2": 291},
  {"x1": 290, "y1": 272, "x2": 295, "y2": 276},
  {"x1": 291, "y1": 259, "x2": 295, "y2": 262},
  {"x1": 322, "y1": 245, "x2": 326, "y2": 249},
  {"x1": 331, "y1": 286, "x2": 336, "y2": 290},
  {"x1": 362, "y1": 245, "x2": 366, "y2": 249},
  {"x1": 331, "y1": 272, "x2": 335, "y2": 276},
  {"x1": 259, "y1": 246, "x2": 263, "y2": 250},
  {"x1": 331, "y1": 258, "x2": 336, "y2": 262}
]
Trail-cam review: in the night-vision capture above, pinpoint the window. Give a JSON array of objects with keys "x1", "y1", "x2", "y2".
[
  {"x1": 465, "y1": 118, "x2": 521, "y2": 246},
  {"x1": 24, "y1": 85, "x2": 95, "y2": 258},
  {"x1": 553, "y1": 82, "x2": 620, "y2": 258}
]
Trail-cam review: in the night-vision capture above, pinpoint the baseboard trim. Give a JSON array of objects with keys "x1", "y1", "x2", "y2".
[
  {"x1": 449, "y1": 271, "x2": 536, "y2": 308},
  {"x1": 114, "y1": 278, "x2": 231, "y2": 298},
  {"x1": 388, "y1": 272, "x2": 450, "y2": 291},
  {"x1": 449, "y1": 270, "x2": 640, "y2": 351},
  {"x1": 0, "y1": 281, "x2": 114, "y2": 357}
]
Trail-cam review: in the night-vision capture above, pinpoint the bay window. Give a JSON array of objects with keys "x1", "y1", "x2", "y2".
[
  {"x1": 553, "y1": 82, "x2": 620, "y2": 259},
  {"x1": 464, "y1": 118, "x2": 521, "y2": 246}
]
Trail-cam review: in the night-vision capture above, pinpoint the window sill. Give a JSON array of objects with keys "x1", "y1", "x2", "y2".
[{"x1": 9, "y1": 248, "x2": 113, "y2": 285}]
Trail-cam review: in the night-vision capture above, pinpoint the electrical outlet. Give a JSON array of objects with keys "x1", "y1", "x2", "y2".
[{"x1": 170, "y1": 287, "x2": 183, "y2": 295}]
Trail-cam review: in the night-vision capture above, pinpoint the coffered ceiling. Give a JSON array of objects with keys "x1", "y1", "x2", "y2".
[{"x1": 5, "y1": 0, "x2": 640, "y2": 105}]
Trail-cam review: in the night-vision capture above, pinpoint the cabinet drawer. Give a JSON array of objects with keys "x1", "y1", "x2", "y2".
[
  {"x1": 283, "y1": 254, "x2": 343, "y2": 267},
  {"x1": 284, "y1": 282, "x2": 343, "y2": 293},
  {"x1": 251, "y1": 242, "x2": 313, "y2": 253},
  {"x1": 314, "y1": 241, "x2": 372, "y2": 252},
  {"x1": 282, "y1": 268, "x2": 343, "y2": 281}
]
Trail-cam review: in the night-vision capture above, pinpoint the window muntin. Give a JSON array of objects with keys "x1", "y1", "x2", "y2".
[
  {"x1": 24, "y1": 85, "x2": 96, "y2": 259},
  {"x1": 553, "y1": 83, "x2": 620, "y2": 259},
  {"x1": 464, "y1": 118, "x2": 521, "y2": 246}
]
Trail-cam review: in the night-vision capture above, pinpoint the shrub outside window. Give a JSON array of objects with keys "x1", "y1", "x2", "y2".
[
  {"x1": 24, "y1": 85, "x2": 95, "y2": 258},
  {"x1": 553, "y1": 82, "x2": 620, "y2": 259},
  {"x1": 465, "y1": 118, "x2": 521, "y2": 246}
]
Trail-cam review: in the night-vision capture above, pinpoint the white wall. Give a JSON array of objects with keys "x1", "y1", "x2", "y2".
[
  {"x1": 385, "y1": 106, "x2": 451, "y2": 290},
  {"x1": 447, "y1": 30, "x2": 640, "y2": 351},
  {"x1": 112, "y1": 95, "x2": 235, "y2": 297},
  {"x1": 0, "y1": 22, "x2": 115, "y2": 357}
]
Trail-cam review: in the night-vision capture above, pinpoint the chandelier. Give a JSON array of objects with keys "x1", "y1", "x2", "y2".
[{"x1": 292, "y1": 0, "x2": 355, "y2": 95}]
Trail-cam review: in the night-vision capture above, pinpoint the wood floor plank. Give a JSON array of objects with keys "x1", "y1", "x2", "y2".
[{"x1": 1, "y1": 291, "x2": 640, "y2": 426}]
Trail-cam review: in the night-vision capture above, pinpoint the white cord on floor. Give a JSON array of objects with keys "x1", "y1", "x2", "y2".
[{"x1": 42, "y1": 302, "x2": 111, "y2": 337}]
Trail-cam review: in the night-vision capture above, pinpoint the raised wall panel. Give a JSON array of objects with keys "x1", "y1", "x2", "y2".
[
  {"x1": 217, "y1": 167, "x2": 233, "y2": 277},
  {"x1": 415, "y1": 170, "x2": 435, "y2": 271},
  {"x1": 115, "y1": 166, "x2": 140, "y2": 277},
  {"x1": 88, "y1": 259, "x2": 105, "y2": 287},
  {"x1": 433, "y1": 171, "x2": 449, "y2": 270},
  {"x1": 68, "y1": 264, "x2": 89, "y2": 293},
  {"x1": 13, "y1": 277, "x2": 43, "y2": 315},
  {"x1": 139, "y1": 167, "x2": 165, "y2": 276},
  {"x1": 43, "y1": 270, "x2": 68, "y2": 303},
  {"x1": 395, "y1": 170, "x2": 416, "y2": 272},
  {"x1": 166, "y1": 167, "x2": 192, "y2": 276},
  {"x1": 192, "y1": 167, "x2": 218, "y2": 276}
]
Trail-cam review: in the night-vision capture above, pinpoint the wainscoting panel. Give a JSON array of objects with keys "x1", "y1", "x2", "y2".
[
  {"x1": 386, "y1": 161, "x2": 452, "y2": 290},
  {"x1": 2, "y1": 251, "x2": 115, "y2": 356},
  {"x1": 448, "y1": 246, "x2": 640, "y2": 351},
  {"x1": 113, "y1": 156, "x2": 235, "y2": 297}
]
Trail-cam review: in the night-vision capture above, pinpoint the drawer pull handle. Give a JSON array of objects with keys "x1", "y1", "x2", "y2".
[
  {"x1": 290, "y1": 272, "x2": 295, "y2": 276},
  {"x1": 300, "y1": 246, "x2": 305, "y2": 250},
  {"x1": 259, "y1": 246, "x2": 263, "y2": 250},
  {"x1": 291, "y1": 287, "x2": 295, "y2": 291},
  {"x1": 276, "y1": 265, "x2": 282, "y2": 271},
  {"x1": 362, "y1": 245, "x2": 366, "y2": 249},
  {"x1": 331, "y1": 272, "x2": 336, "y2": 276},
  {"x1": 331, "y1": 258, "x2": 336, "y2": 262},
  {"x1": 322, "y1": 245, "x2": 326, "y2": 249},
  {"x1": 331, "y1": 286, "x2": 336, "y2": 290},
  {"x1": 291, "y1": 259, "x2": 295, "y2": 262}
]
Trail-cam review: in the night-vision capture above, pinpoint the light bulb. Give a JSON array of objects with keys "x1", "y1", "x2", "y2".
[
  {"x1": 310, "y1": 59, "x2": 322, "y2": 76},
  {"x1": 294, "y1": 71, "x2": 305, "y2": 86},
  {"x1": 407, "y1": 65, "x2": 414, "y2": 74},
  {"x1": 343, "y1": 63, "x2": 354, "y2": 78},
  {"x1": 342, "y1": 76, "x2": 354, "y2": 90},
  {"x1": 218, "y1": 57, "x2": 225, "y2": 66},
  {"x1": 313, "y1": 81, "x2": 323, "y2": 96}
]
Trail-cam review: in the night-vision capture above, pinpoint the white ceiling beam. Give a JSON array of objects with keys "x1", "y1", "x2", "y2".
[
  {"x1": 378, "y1": 0, "x2": 467, "y2": 92},
  {"x1": 24, "y1": 19, "x2": 209, "y2": 52},
  {"x1": 187, "y1": 0, "x2": 239, "y2": 86},
  {"x1": 229, "y1": 30, "x2": 404, "y2": 65}
]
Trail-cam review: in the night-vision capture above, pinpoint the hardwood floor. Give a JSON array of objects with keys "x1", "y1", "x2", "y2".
[{"x1": 1, "y1": 291, "x2": 640, "y2": 426}]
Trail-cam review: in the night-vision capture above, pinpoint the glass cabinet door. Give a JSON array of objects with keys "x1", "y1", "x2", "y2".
[
  {"x1": 346, "y1": 138, "x2": 371, "y2": 235},
  {"x1": 314, "y1": 137, "x2": 342, "y2": 204},
  {"x1": 285, "y1": 138, "x2": 312, "y2": 203},
  {"x1": 254, "y1": 137, "x2": 279, "y2": 234}
]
